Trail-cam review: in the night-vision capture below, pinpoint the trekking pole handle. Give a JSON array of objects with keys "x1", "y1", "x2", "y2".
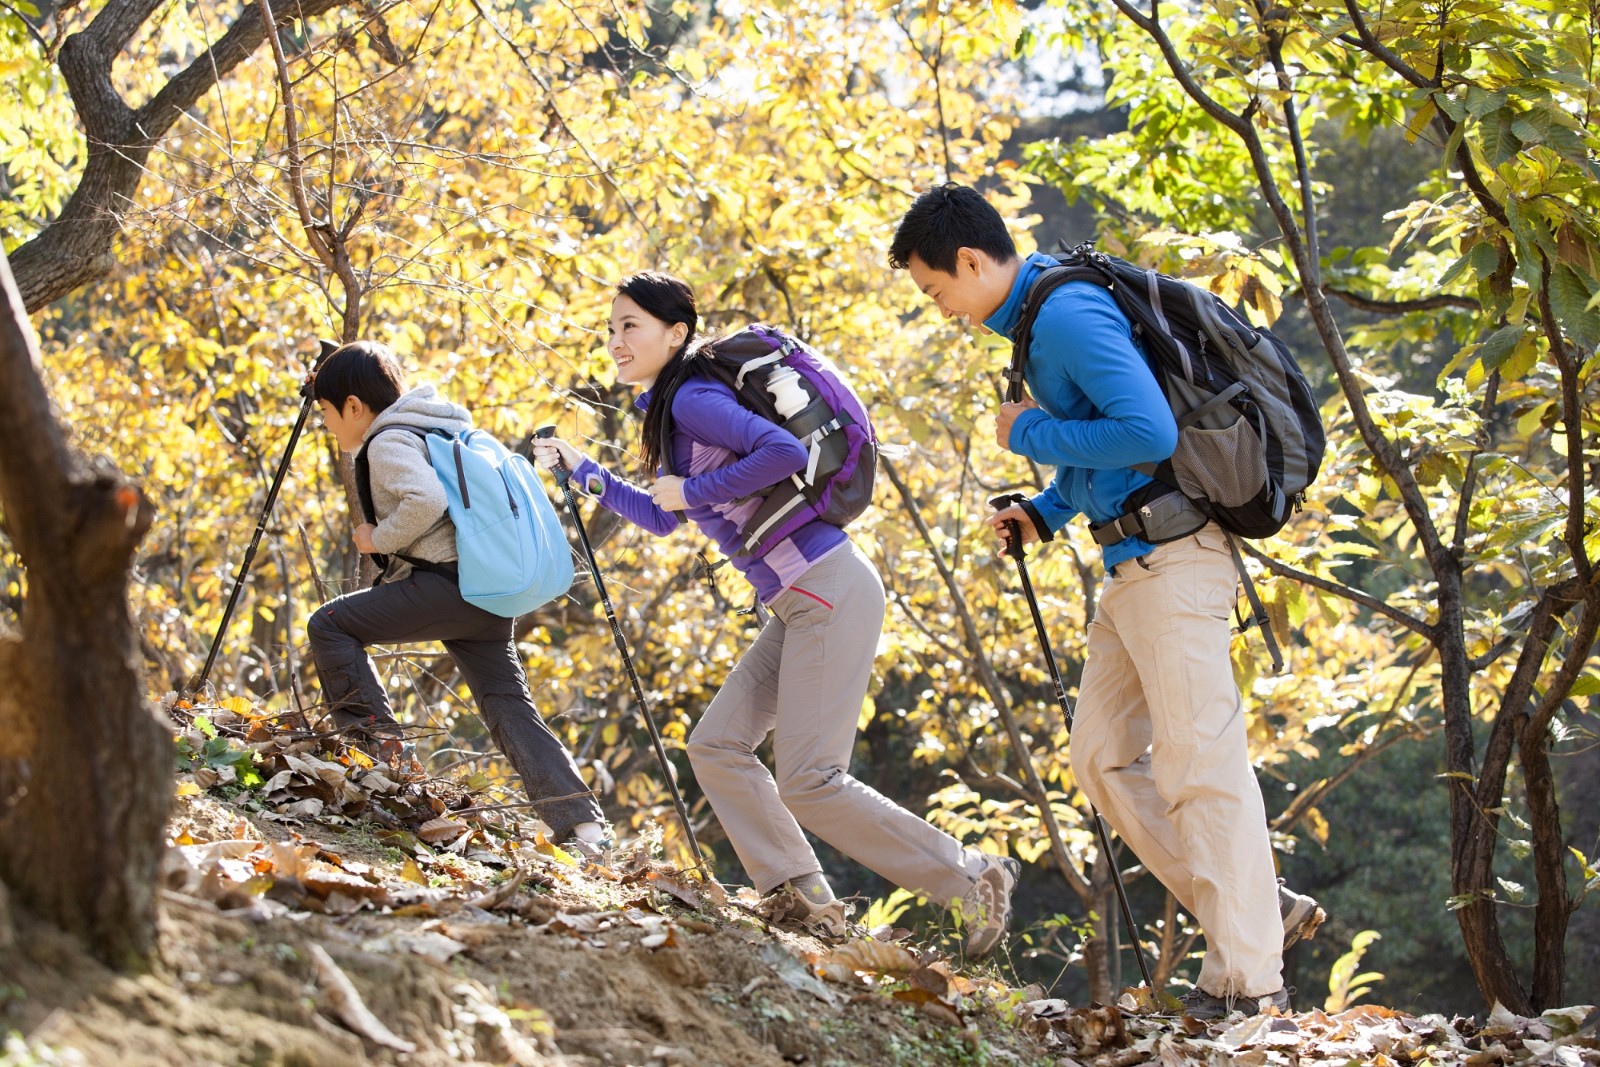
[
  {"x1": 533, "y1": 426, "x2": 572, "y2": 485},
  {"x1": 989, "y1": 491, "x2": 1029, "y2": 562}
]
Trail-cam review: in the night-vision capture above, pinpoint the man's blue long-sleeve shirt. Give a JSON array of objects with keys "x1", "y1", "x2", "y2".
[{"x1": 985, "y1": 253, "x2": 1178, "y2": 572}]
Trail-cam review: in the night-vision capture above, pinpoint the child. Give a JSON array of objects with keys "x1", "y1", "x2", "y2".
[
  {"x1": 532, "y1": 274, "x2": 1017, "y2": 955},
  {"x1": 307, "y1": 341, "x2": 610, "y2": 858}
]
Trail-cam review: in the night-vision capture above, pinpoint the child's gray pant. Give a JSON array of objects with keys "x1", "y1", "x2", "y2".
[{"x1": 308, "y1": 568, "x2": 602, "y2": 836}]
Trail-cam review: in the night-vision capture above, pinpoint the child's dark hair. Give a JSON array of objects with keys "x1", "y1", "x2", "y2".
[
  {"x1": 619, "y1": 272, "x2": 699, "y2": 472},
  {"x1": 312, "y1": 340, "x2": 406, "y2": 413},
  {"x1": 887, "y1": 182, "x2": 1017, "y2": 273}
]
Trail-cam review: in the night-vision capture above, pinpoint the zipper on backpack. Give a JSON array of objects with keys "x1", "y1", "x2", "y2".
[{"x1": 500, "y1": 469, "x2": 519, "y2": 517}]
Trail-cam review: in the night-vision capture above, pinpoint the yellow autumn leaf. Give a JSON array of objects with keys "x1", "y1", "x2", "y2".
[
  {"x1": 534, "y1": 832, "x2": 578, "y2": 867},
  {"x1": 219, "y1": 695, "x2": 265, "y2": 719}
]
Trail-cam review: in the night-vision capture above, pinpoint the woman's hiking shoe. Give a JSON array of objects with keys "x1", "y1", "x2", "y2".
[
  {"x1": 959, "y1": 852, "x2": 1020, "y2": 960},
  {"x1": 1179, "y1": 986, "x2": 1292, "y2": 1021},
  {"x1": 756, "y1": 884, "x2": 849, "y2": 941},
  {"x1": 1279, "y1": 879, "x2": 1326, "y2": 949}
]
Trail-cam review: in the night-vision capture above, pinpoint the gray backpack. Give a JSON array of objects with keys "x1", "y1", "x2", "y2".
[
  {"x1": 1010, "y1": 244, "x2": 1326, "y2": 671},
  {"x1": 1011, "y1": 244, "x2": 1325, "y2": 541}
]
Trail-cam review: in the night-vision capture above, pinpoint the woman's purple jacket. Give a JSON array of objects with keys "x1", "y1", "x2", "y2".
[{"x1": 569, "y1": 377, "x2": 848, "y2": 603}]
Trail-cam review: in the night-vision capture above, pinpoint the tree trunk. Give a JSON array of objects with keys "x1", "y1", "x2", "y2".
[
  {"x1": 1522, "y1": 726, "x2": 1568, "y2": 1011},
  {"x1": 0, "y1": 853, "x2": 13, "y2": 951},
  {"x1": 1091, "y1": 861, "x2": 1122, "y2": 999},
  {"x1": 0, "y1": 247, "x2": 170, "y2": 969}
]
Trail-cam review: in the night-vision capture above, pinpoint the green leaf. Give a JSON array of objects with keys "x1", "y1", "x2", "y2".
[
  {"x1": 1496, "y1": 877, "x2": 1525, "y2": 903},
  {"x1": 1465, "y1": 86, "x2": 1509, "y2": 118},
  {"x1": 1568, "y1": 673, "x2": 1600, "y2": 697},
  {"x1": 1509, "y1": 110, "x2": 1549, "y2": 145},
  {"x1": 1485, "y1": 112, "x2": 1521, "y2": 166},
  {"x1": 1476, "y1": 324, "x2": 1524, "y2": 371},
  {"x1": 194, "y1": 714, "x2": 217, "y2": 740},
  {"x1": 1548, "y1": 265, "x2": 1600, "y2": 351},
  {"x1": 1437, "y1": 251, "x2": 1474, "y2": 290},
  {"x1": 1468, "y1": 240, "x2": 1500, "y2": 282}
]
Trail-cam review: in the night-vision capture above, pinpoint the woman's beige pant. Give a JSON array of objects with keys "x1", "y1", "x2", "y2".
[{"x1": 687, "y1": 544, "x2": 982, "y2": 902}]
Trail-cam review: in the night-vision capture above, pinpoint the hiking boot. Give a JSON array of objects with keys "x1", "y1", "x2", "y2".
[
  {"x1": 1179, "y1": 986, "x2": 1292, "y2": 1021},
  {"x1": 1279, "y1": 879, "x2": 1325, "y2": 949},
  {"x1": 555, "y1": 825, "x2": 615, "y2": 867},
  {"x1": 757, "y1": 884, "x2": 849, "y2": 940},
  {"x1": 958, "y1": 851, "x2": 1020, "y2": 960}
]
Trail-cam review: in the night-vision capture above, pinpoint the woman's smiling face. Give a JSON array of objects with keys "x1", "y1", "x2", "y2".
[{"x1": 609, "y1": 294, "x2": 688, "y2": 388}]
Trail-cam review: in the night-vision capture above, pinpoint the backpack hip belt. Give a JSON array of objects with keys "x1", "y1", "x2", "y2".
[{"x1": 1088, "y1": 484, "x2": 1209, "y2": 547}]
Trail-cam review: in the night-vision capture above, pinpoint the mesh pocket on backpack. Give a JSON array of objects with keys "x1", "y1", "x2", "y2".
[{"x1": 1172, "y1": 417, "x2": 1268, "y2": 508}]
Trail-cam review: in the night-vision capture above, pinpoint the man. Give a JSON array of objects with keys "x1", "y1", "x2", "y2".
[{"x1": 888, "y1": 183, "x2": 1323, "y2": 1018}]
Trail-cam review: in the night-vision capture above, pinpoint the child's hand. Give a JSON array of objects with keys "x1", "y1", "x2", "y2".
[
  {"x1": 354, "y1": 523, "x2": 377, "y2": 554},
  {"x1": 532, "y1": 436, "x2": 585, "y2": 473},
  {"x1": 650, "y1": 476, "x2": 688, "y2": 512}
]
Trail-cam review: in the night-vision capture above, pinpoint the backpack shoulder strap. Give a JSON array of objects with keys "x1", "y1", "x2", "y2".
[
  {"x1": 352, "y1": 424, "x2": 435, "y2": 570},
  {"x1": 1007, "y1": 260, "x2": 1112, "y2": 404}
]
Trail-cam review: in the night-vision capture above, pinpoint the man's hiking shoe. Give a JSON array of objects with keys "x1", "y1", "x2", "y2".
[
  {"x1": 1179, "y1": 986, "x2": 1292, "y2": 1021},
  {"x1": 757, "y1": 885, "x2": 849, "y2": 940},
  {"x1": 1279, "y1": 879, "x2": 1326, "y2": 949},
  {"x1": 959, "y1": 852, "x2": 1020, "y2": 960}
]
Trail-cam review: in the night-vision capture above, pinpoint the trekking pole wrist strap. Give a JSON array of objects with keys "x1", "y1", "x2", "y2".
[
  {"x1": 991, "y1": 492, "x2": 1053, "y2": 544},
  {"x1": 1016, "y1": 498, "x2": 1053, "y2": 543}
]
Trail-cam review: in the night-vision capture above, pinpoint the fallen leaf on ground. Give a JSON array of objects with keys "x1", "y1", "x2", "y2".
[
  {"x1": 308, "y1": 943, "x2": 417, "y2": 1052},
  {"x1": 814, "y1": 939, "x2": 920, "y2": 982},
  {"x1": 418, "y1": 817, "x2": 469, "y2": 844}
]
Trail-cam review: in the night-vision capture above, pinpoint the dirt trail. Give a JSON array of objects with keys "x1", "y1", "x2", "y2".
[{"x1": 0, "y1": 790, "x2": 1046, "y2": 1067}]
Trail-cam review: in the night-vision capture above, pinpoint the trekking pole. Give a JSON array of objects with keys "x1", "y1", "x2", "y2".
[
  {"x1": 534, "y1": 427, "x2": 707, "y2": 874},
  {"x1": 190, "y1": 339, "x2": 339, "y2": 696},
  {"x1": 990, "y1": 491, "x2": 1155, "y2": 989}
]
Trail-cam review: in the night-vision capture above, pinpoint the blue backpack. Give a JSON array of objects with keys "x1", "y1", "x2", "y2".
[{"x1": 355, "y1": 426, "x2": 574, "y2": 618}]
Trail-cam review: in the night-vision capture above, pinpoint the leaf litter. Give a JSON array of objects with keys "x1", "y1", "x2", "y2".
[{"x1": 1, "y1": 696, "x2": 1594, "y2": 1066}]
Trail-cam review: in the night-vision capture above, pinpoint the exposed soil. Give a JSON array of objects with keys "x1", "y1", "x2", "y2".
[{"x1": 0, "y1": 789, "x2": 1050, "y2": 1067}]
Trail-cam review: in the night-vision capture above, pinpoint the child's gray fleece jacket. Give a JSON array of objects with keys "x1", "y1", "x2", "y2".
[{"x1": 361, "y1": 385, "x2": 472, "y2": 576}]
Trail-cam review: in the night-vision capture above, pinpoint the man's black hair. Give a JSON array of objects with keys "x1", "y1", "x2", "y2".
[
  {"x1": 888, "y1": 182, "x2": 1017, "y2": 273},
  {"x1": 312, "y1": 340, "x2": 406, "y2": 413}
]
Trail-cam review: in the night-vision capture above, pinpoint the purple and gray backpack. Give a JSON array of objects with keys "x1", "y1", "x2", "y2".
[{"x1": 664, "y1": 324, "x2": 878, "y2": 558}]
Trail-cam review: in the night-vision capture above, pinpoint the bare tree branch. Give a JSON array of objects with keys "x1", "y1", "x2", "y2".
[
  {"x1": 11, "y1": 0, "x2": 352, "y2": 310},
  {"x1": 1323, "y1": 286, "x2": 1480, "y2": 314}
]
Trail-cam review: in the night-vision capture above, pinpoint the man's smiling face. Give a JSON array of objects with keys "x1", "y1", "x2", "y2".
[{"x1": 906, "y1": 247, "x2": 1013, "y2": 332}]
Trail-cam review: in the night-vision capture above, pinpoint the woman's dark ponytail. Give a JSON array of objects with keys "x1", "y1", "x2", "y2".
[{"x1": 619, "y1": 272, "x2": 700, "y2": 471}]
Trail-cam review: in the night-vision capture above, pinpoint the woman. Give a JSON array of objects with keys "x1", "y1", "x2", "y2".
[{"x1": 532, "y1": 272, "x2": 1016, "y2": 955}]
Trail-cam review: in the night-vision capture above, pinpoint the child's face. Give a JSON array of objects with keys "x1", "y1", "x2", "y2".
[
  {"x1": 318, "y1": 397, "x2": 375, "y2": 452},
  {"x1": 907, "y1": 248, "x2": 1010, "y2": 332},
  {"x1": 608, "y1": 294, "x2": 688, "y2": 389}
]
